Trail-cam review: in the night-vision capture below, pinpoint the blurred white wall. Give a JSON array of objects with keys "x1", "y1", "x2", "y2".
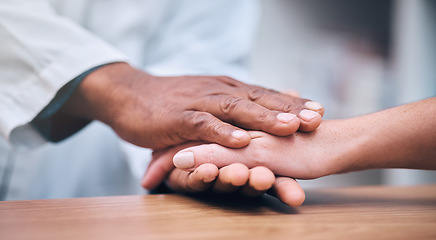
[
  {"x1": 249, "y1": 0, "x2": 435, "y2": 188},
  {"x1": 384, "y1": 0, "x2": 436, "y2": 186}
]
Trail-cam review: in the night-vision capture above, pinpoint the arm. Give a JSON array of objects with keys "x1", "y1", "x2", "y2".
[
  {"x1": 147, "y1": 97, "x2": 436, "y2": 186},
  {"x1": 337, "y1": 96, "x2": 436, "y2": 172},
  {"x1": 1, "y1": 1, "x2": 324, "y2": 151},
  {"x1": 142, "y1": 97, "x2": 435, "y2": 205},
  {"x1": 59, "y1": 62, "x2": 324, "y2": 150}
]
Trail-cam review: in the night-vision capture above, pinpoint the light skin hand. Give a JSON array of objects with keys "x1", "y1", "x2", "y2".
[
  {"x1": 165, "y1": 163, "x2": 274, "y2": 196},
  {"x1": 57, "y1": 62, "x2": 324, "y2": 150},
  {"x1": 171, "y1": 97, "x2": 436, "y2": 178},
  {"x1": 169, "y1": 127, "x2": 344, "y2": 180},
  {"x1": 140, "y1": 88, "x2": 308, "y2": 207},
  {"x1": 142, "y1": 141, "x2": 305, "y2": 207},
  {"x1": 145, "y1": 162, "x2": 305, "y2": 207}
]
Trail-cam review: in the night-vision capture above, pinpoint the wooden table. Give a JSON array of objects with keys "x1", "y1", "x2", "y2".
[{"x1": 1, "y1": 185, "x2": 435, "y2": 240}]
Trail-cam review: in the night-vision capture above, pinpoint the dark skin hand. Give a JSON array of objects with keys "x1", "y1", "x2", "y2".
[
  {"x1": 140, "y1": 90, "x2": 309, "y2": 207},
  {"x1": 58, "y1": 62, "x2": 324, "y2": 150},
  {"x1": 144, "y1": 97, "x2": 436, "y2": 207}
]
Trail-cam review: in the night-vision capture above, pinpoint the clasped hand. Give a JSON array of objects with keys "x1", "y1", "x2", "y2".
[{"x1": 61, "y1": 62, "x2": 324, "y2": 206}]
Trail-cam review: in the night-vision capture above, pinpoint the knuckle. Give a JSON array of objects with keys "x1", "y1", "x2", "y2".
[
  {"x1": 256, "y1": 110, "x2": 270, "y2": 122},
  {"x1": 248, "y1": 88, "x2": 268, "y2": 101},
  {"x1": 220, "y1": 96, "x2": 244, "y2": 114},
  {"x1": 248, "y1": 87, "x2": 278, "y2": 101},
  {"x1": 211, "y1": 123, "x2": 226, "y2": 137},
  {"x1": 281, "y1": 103, "x2": 298, "y2": 113},
  {"x1": 189, "y1": 112, "x2": 214, "y2": 130},
  {"x1": 206, "y1": 144, "x2": 219, "y2": 164},
  {"x1": 183, "y1": 112, "x2": 228, "y2": 141}
]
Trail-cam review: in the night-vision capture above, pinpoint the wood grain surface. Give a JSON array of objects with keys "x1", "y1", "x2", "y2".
[{"x1": 1, "y1": 184, "x2": 435, "y2": 240}]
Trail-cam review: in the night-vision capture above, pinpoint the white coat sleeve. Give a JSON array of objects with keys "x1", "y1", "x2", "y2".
[
  {"x1": 142, "y1": 0, "x2": 260, "y2": 82},
  {"x1": 0, "y1": 0, "x2": 130, "y2": 149}
]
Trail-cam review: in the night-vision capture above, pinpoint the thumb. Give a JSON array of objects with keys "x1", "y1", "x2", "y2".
[
  {"x1": 172, "y1": 143, "x2": 250, "y2": 171},
  {"x1": 142, "y1": 141, "x2": 206, "y2": 190}
]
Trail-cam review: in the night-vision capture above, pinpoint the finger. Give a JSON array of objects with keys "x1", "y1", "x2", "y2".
[
  {"x1": 193, "y1": 96, "x2": 301, "y2": 137},
  {"x1": 141, "y1": 153, "x2": 175, "y2": 190},
  {"x1": 281, "y1": 89, "x2": 324, "y2": 132},
  {"x1": 240, "y1": 166, "x2": 275, "y2": 197},
  {"x1": 166, "y1": 164, "x2": 219, "y2": 193},
  {"x1": 177, "y1": 111, "x2": 252, "y2": 148},
  {"x1": 269, "y1": 177, "x2": 305, "y2": 207},
  {"x1": 212, "y1": 163, "x2": 249, "y2": 193},
  {"x1": 173, "y1": 133, "x2": 279, "y2": 172},
  {"x1": 172, "y1": 143, "x2": 245, "y2": 171},
  {"x1": 298, "y1": 109, "x2": 322, "y2": 132},
  {"x1": 244, "y1": 87, "x2": 325, "y2": 132},
  {"x1": 247, "y1": 87, "x2": 325, "y2": 116},
  {"x1": 172, "y1": 137, "x2": 294, "y2": 177},
  {"x1": 142, "y1": 142, "x2": 202, "y2": 190}
]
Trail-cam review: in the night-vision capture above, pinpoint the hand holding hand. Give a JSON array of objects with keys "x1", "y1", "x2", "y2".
[
  {"x1": 142, "y1": 141, "x2": 305, "y2": 207},
  {"x1": 60, "y1": 63, "x2": 324, "y2": 150},
  {"x1": 146, "y1": 162, "x2": 305, "y2": 207}
]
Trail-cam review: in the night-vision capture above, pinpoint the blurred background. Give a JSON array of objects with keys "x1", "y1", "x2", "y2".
[{"x1": 249, "y1": 0, "x2": 436, "y2": 189}]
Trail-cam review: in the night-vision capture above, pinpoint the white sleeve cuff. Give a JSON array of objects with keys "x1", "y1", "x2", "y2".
[{"x1": 3, "y1": 43, "x2": 130, "y2": 150}]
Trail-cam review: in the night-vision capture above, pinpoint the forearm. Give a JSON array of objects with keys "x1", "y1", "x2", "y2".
[
  {"x1": 59, "y1": 63, "x2": 146, "y2": 126},
  {"x1": 341, "y1": 97, "x2": 436, "y2": 172},
  {"x1": 60, "y1": 62, "x2": 324, "y2": 150}
]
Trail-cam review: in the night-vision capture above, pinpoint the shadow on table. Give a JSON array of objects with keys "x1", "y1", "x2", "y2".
[
  {"x1": 187, "y1": 192, "x2": 299, "y2": 215},
  {"x1": 184, "y1": 185, "x2": 436, "y2": 213}
]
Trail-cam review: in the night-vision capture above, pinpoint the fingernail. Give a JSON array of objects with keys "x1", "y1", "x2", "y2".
[
  {"x1": 305, "y1": 101, "x2": 323, "y2": 111},
  {"x1": 173, "y1": 152, "x2": 195, "y2": 169},
  {"x1": 300, "y1": 109, "x2": 320, "y2": 121},
  {"x1": 277, "y1": 113, "x2": 297, "y2": 123},
  {"x1": 232, "y1": 130, "x2": 248, "y2": 140}
]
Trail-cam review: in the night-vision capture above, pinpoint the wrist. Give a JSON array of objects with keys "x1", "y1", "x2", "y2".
[
  {"x1": 320, "y1": 118, "x2": 371, "y2": 176},
  {"x1": 332, "y1": 115, "x2": 388, "y2": 174},
  {"x1": 60, "y1": 62, "x2": 151, "y2": 125}
]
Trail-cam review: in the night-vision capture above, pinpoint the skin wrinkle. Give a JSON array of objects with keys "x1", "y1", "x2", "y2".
[
  {"x1": 67, "y1": 61, "x2": 327, "y2": 196},
  {"x1": 149, "y1": 98, "x2": 436, "y2": 207},
  {"x1": 206, "y1": 144, "x2": 216, "y2": 165},
  {"x1": 255, "y1": 109, "x2": 269, "y2": 124},
  {"x1": 188, "y1": 111, "x2": 212, "y2": 132},
  {"x1": 281, "y1": 103, "x2": 300, "y2": 113},
  {"x1": 247, "y1": 88, "x2": 268, "y2": 102},
  {"x1": 62, "y1": 62, "x2": 324, "y2": 150},
  {"x1": 210, "y1": 123, "x2": 226, "y2": 138},
  {"x1": 221, "y1": 96, "x2": 245, "y2": 114}
]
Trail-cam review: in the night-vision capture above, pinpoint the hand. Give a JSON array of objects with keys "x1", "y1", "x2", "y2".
[
  {"x1": 60, "y1": 63, "x2": 324, "y2": 150},
  {"x1": 169, "y1": 124, "x2": 346, "y2": 180},
  {"x1": 146, "y1": 163, "x2": 306, "y2": 207},
  {"x1": 141, "y1": 121, "x2": 339, "y2": 191},
  {"x1": 146, "y1": 97, "x2": 436, "y2": 202},
  {"x1": 170, "y1": 96, "x2": 436, "y2": 177},
  {"x1": 165, "y1": 163, "x2": 275, "y2": 197},
  {"x1": 142, "y1": 141, "x2": 306, "y2": 206}
]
